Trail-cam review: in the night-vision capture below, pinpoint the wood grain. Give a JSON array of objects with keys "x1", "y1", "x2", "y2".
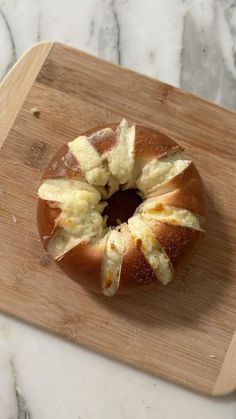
[
  {"x1": 213, "y1": 329, "x2": 236, "y2": 396},
  {"x1": 0, "y1": 42, "x2": 54, "y2": 146},
  {"x1": 0, "y1": 42, "x2": 236, "y2": 395}
]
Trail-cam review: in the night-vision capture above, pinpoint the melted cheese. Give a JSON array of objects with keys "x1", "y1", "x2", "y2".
[
  {"x1": 69, "y1": 135, "x2": 108, "y2": 186},
  {"x1": 38, "y1": 178, "x2": 100, "y2": 203},
  {"x1": 56, "y1": 197, "x2": 105, "y2": 237},
  {"x1": 39, "y1": 178, "x2": 107, "y2": 259},
  {"x1": 39, "y1": 121, "x2": 200, "y2": 279},
  {"x1": 140, "y1": 201, "x2": 201, "y2": 230},
  {"x1": 101, "y1": 229, "x2": 124, "y2": 296},
  {"x1": 47, "y1": 230, "x2": 83, "y2": 260},
  {"x1": 97, "y1": 175, "x2": 120, "y2": 199},
  {"x1": 128, "y1": 215, "x2": 172, "y2": 285},
  {"x1": 106, "y1": 119, "x2": 135, "y2": 184},
  {"x1": 136, "y1": 153, "x2": 190, "y2": 195}
]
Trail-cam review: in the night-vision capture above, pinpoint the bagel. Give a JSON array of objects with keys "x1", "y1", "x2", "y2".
[{"x1": 37, "y1": 119, "x2": 207, "y2": 296}]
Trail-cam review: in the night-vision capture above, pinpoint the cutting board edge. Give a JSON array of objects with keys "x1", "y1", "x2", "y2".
[
  {"x1": 212, "y1": 328, "x2": 236, "y2": 396},
  {"x1": 0, "y1": 41, "x2": 236, "y2": 397},
  {"x1": 0, "y1": 41, "x2": 54, "y2": 149},
  {"x1": 0, "y1": 299, "x2": 232, "y2": 397},
  {"x1": 2, "y1": 40, "x2": 236, "y2": 145}
]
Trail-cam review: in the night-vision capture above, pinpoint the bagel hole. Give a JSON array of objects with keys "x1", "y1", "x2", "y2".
[{"x1": 103, "y1": 189, "x2": 142, "y2": 227}]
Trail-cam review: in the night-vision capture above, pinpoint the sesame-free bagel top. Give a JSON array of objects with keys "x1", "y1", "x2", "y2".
[{"x1": 37, "y1": 120, "x2": 206, "y2": 296}]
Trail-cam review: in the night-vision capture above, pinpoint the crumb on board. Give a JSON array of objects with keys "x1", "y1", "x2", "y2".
[
  {"x1": 12, "y1": 214, "x2": 17, "y2": 223},
  {"x1": 116, "y1": 218, "x2": 122, "y2": 225},
  {"x1": 209, "y1": 354, "x2": 216, "y2": 358},
  {"x1": 30, "y1": 107, "x2": 41, "y2": 118}
]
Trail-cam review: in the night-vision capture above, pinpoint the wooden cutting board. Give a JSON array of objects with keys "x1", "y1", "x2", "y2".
[{"x1": 0, "y1": 42, "x2": 236, "y2": 396}]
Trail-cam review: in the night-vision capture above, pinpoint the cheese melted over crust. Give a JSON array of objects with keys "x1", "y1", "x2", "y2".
[
  {"x1": 139, "y1": 200, "x2": 202, "y2": 230},
  {"x1": 136, "y1": 153, "x2": 190, "y2": 195},
  {"x1": 101, "y1": 229, "x2": 124, "y2": 296},
  {"x1": 128, "y1": 215, "x2": 173, "y2": 285},
  {"x1": 38, "y1": 120, "x2": 204, "y2": 295}
]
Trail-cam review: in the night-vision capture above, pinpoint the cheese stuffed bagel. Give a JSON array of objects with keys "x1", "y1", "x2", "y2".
[{"x1": 37, "y1": 119, "x2": 207, "y2": 296}]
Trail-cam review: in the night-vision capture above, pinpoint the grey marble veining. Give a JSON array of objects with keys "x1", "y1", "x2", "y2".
[
  {"x1": 0, "y1": 1, "x2": 236, "y2": 418},
  {"x1": 11, "y1": 358, "x2": 31, "y2": 419},
  {"x1": 1, "y1": 0, "x2": 236, "y2": 109},
  {"x1": 181, "y1": 1, "x2": 236, "y2": 108}
]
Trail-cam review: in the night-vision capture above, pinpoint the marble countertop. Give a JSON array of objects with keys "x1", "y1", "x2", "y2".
[{"x1": 0, "y1": 1, "x2": 236, "y2": 418}]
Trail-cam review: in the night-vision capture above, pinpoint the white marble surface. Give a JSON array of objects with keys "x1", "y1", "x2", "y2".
[{"x1": 0, "y1": 0, "x2": 236, "y2": 418}]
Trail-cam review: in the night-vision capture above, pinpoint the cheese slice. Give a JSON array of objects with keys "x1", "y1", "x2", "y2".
[
  {"x1": 136, "y1": 152, "x2": 190, "y2": 195},
  {"x1": 69, "y1": 135, "x2": 109, "y2": 186},
  {"x1": 47, "y1": 230, "x2": 83, "y2": 260},
  {"x1": 101, "y1": 229, "x2": 124, "y2": 296},
  {"x1": 128, "y1": 215, "x2": 172, "y2": 285},
  {"x1": 39, "y1": 178, "x2": 107, "y2": 259},
  {"x1": 38, "y1": 178, "x2": 100, "y2": 203},
  {"x1": 106, "y1": 119, "x2": 135, "y2": 184},
  {"x1": 140, "y1": 200, "x2": 202, "y2": 230}
]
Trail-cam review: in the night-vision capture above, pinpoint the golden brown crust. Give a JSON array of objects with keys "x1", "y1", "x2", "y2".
[
  {"x1": 57, "y1": 238, "x2": 106, "y2": 293},
  {"x1": 41, "y1": 126, "x2": 117, "y2": 181},
  {"x1": 149, "y1": 221, "x2": 205, "y2": 272},
  {"x1": 87, "y1": 124, "x2": 180, "y2": 159},
  {"x1": 88, "y1": 127, "x2": 117, "y2": 154},
  {"x1": 43, "y1": 144, "x2": 85, "y2": 180},
  {"x1": 37, "y1": 121, "x2": 206, "y2": 296},
  {"x1": 118, "y1": 227, "x2": 159, "y2": 293},
  {"x1": 37, "y1": 197, "x2": 61, "y2": 247},
  {"x1": 134, "y1": 126, "x2": 182, "y2": 159},
  {"x1": 40, "y1": 124, "x2": 181, "y2": 183}
]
